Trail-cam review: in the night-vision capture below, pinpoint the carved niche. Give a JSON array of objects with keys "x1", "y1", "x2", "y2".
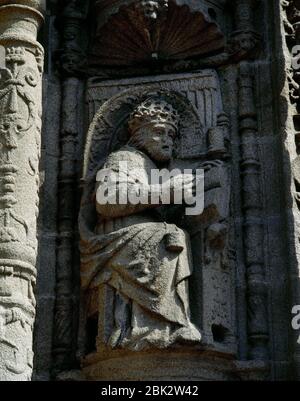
[
  {"x1": 79, "y1": 71, "x2": 236, "y2": 365},
  {"x1": 58, "y1": 0, "x2": 262, "y2": 79},
  {"x1": 89, "y1": 0, "x2": 225, "y2": 67}
]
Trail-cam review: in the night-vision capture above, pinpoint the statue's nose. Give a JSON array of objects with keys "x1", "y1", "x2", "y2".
[
  {"x1": 163, "y1": 136, "x2": 172, "y2": 145},
  {"x1": 5, "y1": 134, "x2": 18, "y2": 150}
]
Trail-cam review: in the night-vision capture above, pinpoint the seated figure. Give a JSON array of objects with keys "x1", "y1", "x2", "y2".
[{"x1": 80, "y1": 96, "x2": 202, "y2": 351}]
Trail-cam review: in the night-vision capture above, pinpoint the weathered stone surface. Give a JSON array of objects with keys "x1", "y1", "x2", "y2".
[
  {"x1": 0, "y1": 0, "x2": 44, "y2": 381},
  {"x1": 90, "y1": 0, "x2": 225, "y2": 66},
  {"x1": 82, "y1": 349, "x2": 238, "y2": 381},
  {"x1": 81, "y1": 97, "x2": 202, "y2": 351},
  {"x1": 280, "y1": 0, "x2": 300, "y2": 380},
  {"x1": 0, "y1": 0, "x2": 297, "y2": 382},
  {"x1": 79, "y1": 67, "x2": 234, "y2": 379}
]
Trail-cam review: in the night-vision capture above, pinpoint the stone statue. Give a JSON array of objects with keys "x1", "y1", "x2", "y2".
[{"x1": 80, "y1": 95, "x2": 202, "y2": 351}]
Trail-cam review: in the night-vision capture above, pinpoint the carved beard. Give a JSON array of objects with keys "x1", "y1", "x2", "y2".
[{"x1": 128, "y1": 130, "x2": 173, "y2": 162}]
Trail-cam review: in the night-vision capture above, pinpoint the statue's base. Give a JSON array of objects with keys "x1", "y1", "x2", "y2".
[{"x1": 81, "y1": 347, "x2": 241, "y2": 381}]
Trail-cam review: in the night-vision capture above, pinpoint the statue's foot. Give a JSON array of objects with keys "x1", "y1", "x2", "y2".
[
  {"x1": 108, "y1": 328, "x2": 122, "y2": 348},
  {"x1": 171, "y1": 324, "x2": 202, "y2": 345}
]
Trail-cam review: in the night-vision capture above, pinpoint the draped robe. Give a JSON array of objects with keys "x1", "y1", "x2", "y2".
[{"x1": 80, "y1": 146, "x2": 201, "y2": 350}]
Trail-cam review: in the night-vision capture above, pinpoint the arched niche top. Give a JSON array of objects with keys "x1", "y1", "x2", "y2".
[
  {"x1": 82, "y1": 86, "x2": 203, "y2": 181},
  {"x1": 89, "y1": 0, "x2": 226, "y2": 67}
]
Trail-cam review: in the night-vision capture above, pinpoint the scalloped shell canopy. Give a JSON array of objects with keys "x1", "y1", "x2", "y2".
[{"x1": 90, "y1": 0, "x2": 225, "y2": 66}]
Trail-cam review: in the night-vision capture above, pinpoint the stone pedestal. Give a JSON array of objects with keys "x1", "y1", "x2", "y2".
[{"x1": 82, "y1": 348, "x2": 237, "y2": 381}]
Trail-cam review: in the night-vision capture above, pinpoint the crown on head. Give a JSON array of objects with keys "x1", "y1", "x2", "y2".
[{"x1": 128, "y1": 97, "x2": 179, "y2": 135}]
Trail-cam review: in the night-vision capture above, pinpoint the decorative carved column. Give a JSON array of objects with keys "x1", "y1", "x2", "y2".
[
  {"x1": 227, "y1": 0, "x2": 270, "y2": 367},
  {"x1": 238, "y1": 62, "x2": 269, "y2": 362},
  {"x1": 53, "y1": 0, "x2": 89, "y2": 376},
  {"x1": 0, "y1": 0, "x2": 44, "y2": 380}
]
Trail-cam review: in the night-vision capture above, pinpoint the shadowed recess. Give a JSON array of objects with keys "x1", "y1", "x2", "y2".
[{"x1": 89, "y1": 0, "x2": 225, "y2": 66}]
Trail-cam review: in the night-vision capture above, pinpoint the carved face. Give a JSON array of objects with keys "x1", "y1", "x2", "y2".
[
  {"x1": 139, "y1": 0, "x2": 168, "y2": 19},
  {"x1": 0, "y1": 116, "x2": 27, "y2": 152},
  {"x1": 136, "y1": 122, "x2": 176, "y2": 162}
]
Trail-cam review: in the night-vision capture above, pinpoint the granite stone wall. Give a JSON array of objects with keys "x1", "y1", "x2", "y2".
[{"x1": 5, "y1": 0, "x2": 298, "y2": 381}]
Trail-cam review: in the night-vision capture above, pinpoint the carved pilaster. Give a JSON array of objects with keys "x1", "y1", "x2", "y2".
[
  {"x1": 57, "y1": 0, "x2": 89, "y2": 77},
  {"x1": 238, "y1": 62, "x2": 269, "y2": 361},
  {"x1": 0, "y1": 0, "x2": 44, "y2": 381},
  {"x1": 52, "y1": 0, "x2": 87, "y2": 376},
  {"x1": 53, "y1": 78, "x2": 81, "y2": 374}
]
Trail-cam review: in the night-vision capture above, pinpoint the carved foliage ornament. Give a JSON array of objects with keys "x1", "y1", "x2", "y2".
[
  {"x1": 0, "y1": 43, "x2": 42, "y2": 379},
  {"x1": 0, "y1": 0, "x2": 44, "y2": 381},
  {"x1": 0, "y1": 46, "x2": 39, "y2": 246}
]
